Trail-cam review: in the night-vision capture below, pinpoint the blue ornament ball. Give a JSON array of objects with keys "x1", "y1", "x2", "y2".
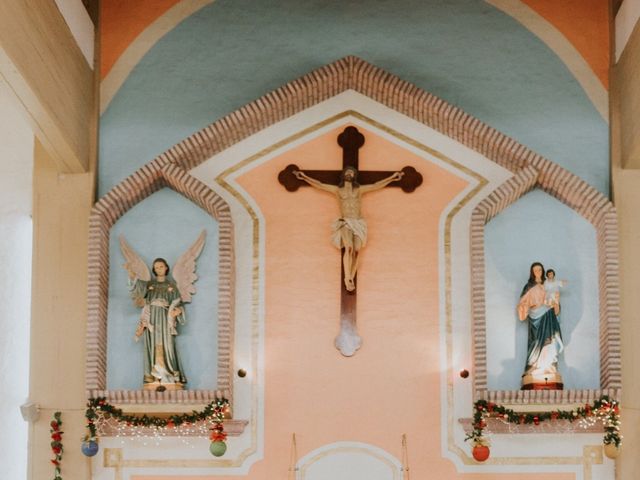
[
  {"x1": 209, "y1": 440, "x2": 227, "y2": 457},
  {"x1": 81, "y1": 440, "x2": 99, "y2": 457}
]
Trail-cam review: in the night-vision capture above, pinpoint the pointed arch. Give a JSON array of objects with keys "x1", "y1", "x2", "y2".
[
  {"x1": 470, "y1": 162, "x2": 620, "y2": 404},
  {"x1": 85, "y1": 160, "x2": 234, "y2": 404}
]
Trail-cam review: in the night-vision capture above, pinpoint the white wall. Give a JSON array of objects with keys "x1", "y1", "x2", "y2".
[{"x1": 0, "y1": 78, "x2": 34, "y2": 480}]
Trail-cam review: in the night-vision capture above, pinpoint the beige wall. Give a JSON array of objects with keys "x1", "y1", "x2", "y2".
[
  {"x1": 611, "y1": 10, "x2": 640, "y2": 479},
  {"x1": 28, "y1": 141, "x2": 94, "y2": 480},
  {"x1": 0, "y1": 78, "x2": 34, "y2": 480},
  {"x1": 0, "y1": 1, "x2": 98, "y2": 478},
  {"x1": 617, "y1": 18, "x2": 640, "y2": 168},
  {"x1": 0, "y1": 0, "x2": 94, "y2": 173}
]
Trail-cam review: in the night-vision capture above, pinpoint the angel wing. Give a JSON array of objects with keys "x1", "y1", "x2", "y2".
[
  {"x1": 172, "y1": 230, "x2": 207, "y2": 303},
  {"x1": 119, "y1": 235, "x2": 151, "y2": 282}
]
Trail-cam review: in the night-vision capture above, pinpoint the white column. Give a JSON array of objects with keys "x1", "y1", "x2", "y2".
[{"x1": 0, "y1": 79, "x2": 34, "y2": 480}]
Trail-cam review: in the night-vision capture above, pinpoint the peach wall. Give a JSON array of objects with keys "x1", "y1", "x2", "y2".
[
  {"x1": 523, "y1": 0, "x2": 609, "y2": 87},
  {"x1": 133, "y1": 125, "x2": 573, "y2": 479}
]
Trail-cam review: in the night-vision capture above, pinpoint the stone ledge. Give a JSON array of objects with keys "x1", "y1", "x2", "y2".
[
  {"x1": 96, "y1": 417, "x2": 249, "y2": 438},
  {"x1": 476, "y1": 388, "x2": 621, "y2": 405},
  {"x1": 88, "y1": 389, "x2": 232, "y2": 405},
  {"x1": 459, "y1": 416, "x2": 604, "y2": 435}
]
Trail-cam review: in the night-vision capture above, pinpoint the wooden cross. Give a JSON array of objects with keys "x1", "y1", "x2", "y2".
[{"x1": 278, "y1": 126, "x2": 423, "y2": 356}]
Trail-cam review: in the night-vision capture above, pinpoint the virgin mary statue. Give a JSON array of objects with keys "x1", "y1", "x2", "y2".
[{"x1": 517, "y1": 262, "x2": 564, "y2": 390}]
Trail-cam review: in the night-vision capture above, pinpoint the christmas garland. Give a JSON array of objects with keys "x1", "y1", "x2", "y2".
[
  {"x1": 86, "y1": 397, "x2": 229, "y2": 431},
  {"x1": 465, "y1": 395, "x2": 621, "y2": 450},
  {"x1": 84, "y1": 397, "x2": 230, "y2": 456},
  {"x1": 50, "y1": 412, "x2": 63, "y2": 480}
]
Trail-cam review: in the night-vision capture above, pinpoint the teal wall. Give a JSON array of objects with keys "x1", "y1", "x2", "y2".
[
  {"x1": 107, "y1": 188, "x2": 219, "y2": 390},
  {"x1": 99, "y1": 0, "x2": 608, "y2": 195}
]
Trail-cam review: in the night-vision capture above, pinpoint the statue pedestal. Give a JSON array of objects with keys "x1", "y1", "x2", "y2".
[
  {"x1": 143, "y1": 381, "x2": 184, "y2": 392},
  {"x1": 521, "y1": 371, "x2": 563, "y2": 390}
]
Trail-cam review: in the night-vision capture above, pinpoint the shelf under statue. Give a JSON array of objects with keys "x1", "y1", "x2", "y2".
[
  {"x1": 119, "y1": 231, "x2": 206, "y2": 391},
  {"x1": 517, "y1": 262, "x2": 566, "y2": 390}
]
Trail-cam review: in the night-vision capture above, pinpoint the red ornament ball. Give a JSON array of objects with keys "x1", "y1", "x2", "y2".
[{"x1": 472, "y1": 445, "x2": 490, "y2": 462}]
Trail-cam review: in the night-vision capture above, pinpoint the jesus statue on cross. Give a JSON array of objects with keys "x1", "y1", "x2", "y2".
[
  {"x1": 279, "y1": 125, "x2": 422, "y2": 356},
  {"x1": 294, "y1": 166, "x2": 404, "y2": 292}
]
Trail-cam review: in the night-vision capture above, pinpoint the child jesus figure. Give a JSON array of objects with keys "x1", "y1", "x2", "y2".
[{"x1": 544, "y1": 269, "x2": 567, "y2": 307}]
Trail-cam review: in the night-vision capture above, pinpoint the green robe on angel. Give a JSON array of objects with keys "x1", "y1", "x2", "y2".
[
  {"x1": 120, "y1": 231, "x2": 206, "y2": 391},
  {"x1": 131, "y1": 276, "x2": 187, "y2": 388}
]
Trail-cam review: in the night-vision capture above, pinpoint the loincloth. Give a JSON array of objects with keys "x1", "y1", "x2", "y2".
[{"x1": 331, "y1": 217, "x2": 367, "y2": 249}]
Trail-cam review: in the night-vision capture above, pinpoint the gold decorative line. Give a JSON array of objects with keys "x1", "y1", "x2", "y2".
[
  {"x1": 347, "y1": 112, "x2": 485, "y2": 179},
  {"x1": 483, "y1": 456, "x2": 582, "y2": 466},
  {"x1": 461, "y1": 444, "x2": 603, "y2": 477},
  {"x1": 214, "y1": 109, "x2": 488, "y2": 472},
  {"x1": 218, "y1": 111, "x2": 353, "y2": 174},
  {"x1": 442, "y1": 156, "x2": 488, "y2": 466},
  {"x1": 583, "y1": 445, "x2": 603, "y2": 480},
  {"x1": 214, "y1": 175, "x2": 260, "y2": 467},
  {"x1": 103, "y1": 446, "x2": 244, "y2": 469},
  {"x1": 215, "y1": 109, "x2": 492, "y2": 471},
  {"x1": 103, "y1": 448, "x2": 123, "y2": 480},
  {"x1": 298, "y1": 446, "x2": 401, "y2": 480},
  {"x1": 214, "y1": 110, "x2": 492, "y2": 470},
  {"x1": 102, "y1": 445, "x2": 603, "y2": 476},
  {"x1": 220, "y1": 109, "x2": 485, "y2": 180}
]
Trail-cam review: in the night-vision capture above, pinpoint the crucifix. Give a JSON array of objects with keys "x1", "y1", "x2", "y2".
[{"x1": 278, "y1": 126, "x2": 423, "y2": 356}]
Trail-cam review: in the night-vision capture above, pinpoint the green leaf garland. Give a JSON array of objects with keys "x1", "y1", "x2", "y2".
[
  {"x1": 85, "y1": 397, "x2": 230, "y2": 439},
  {"x1": 465, "y1": 395, "x2": 622, "y2": 448}
]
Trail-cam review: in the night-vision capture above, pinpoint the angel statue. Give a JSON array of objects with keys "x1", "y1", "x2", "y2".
[{"x1": 119, "y1": 231, "x2": 206, "y2": 391}]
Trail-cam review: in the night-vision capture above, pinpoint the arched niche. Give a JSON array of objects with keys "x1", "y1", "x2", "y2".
[
  {"x1": 106, "y1": 187, "x2": 220, "y2": 391},
  {"x1": 470, "y1": 165, "x2": 620, "y2": 404},
  {"x1": 86, "y1": 162, "x2": 234, "y2": 404},
  {"x1": 484, "y1": 189, "x2": 600, "y2": 390}
]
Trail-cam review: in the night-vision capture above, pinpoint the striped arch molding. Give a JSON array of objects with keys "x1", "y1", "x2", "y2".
[
  {"x1": 86, "y1": 162, "x2": 235, "y2": 404},
  {"x1": 471, "y1": 166, "x2": 620, "y2": 405},
  {"x1": 86, "y1": 56, "x2": 620, "y2": 406}
]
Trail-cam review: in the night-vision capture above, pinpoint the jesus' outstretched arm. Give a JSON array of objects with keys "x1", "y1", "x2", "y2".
[
  {"x1": 358, "y1": 171, "x2": 404, "y2": 194},
  {"x1": 294, "y1": 170, "x2": 338, "y2": 194}
]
